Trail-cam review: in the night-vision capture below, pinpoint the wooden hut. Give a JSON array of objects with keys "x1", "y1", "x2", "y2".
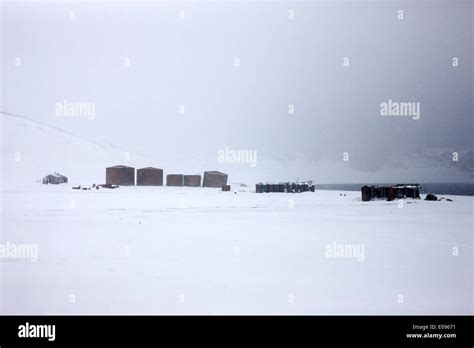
[{"x1": 42, "y1": 172, "x2": 68, "y2": 185}]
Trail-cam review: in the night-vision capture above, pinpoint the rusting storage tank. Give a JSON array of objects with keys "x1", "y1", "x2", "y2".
[
  {"x1": 184, "y1": 175, "x2": 201, "y2": 187},
  {"x1": 202, "y1": 171, "x2": 228, "y2": 188},
  {"x1": 137, "y1": 167, "x2": 163, "y2": 186},
  {"x1": 166, "y1": 174, "x2": 184, "y2": 186},
  {"x1": 106, "y1": 165, "x2": 135, "y2": 186}
]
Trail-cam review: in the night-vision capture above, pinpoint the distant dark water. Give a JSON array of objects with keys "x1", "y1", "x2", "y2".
[{"x1": 316, "y1": 183, "x2": 474, "y2": 196}]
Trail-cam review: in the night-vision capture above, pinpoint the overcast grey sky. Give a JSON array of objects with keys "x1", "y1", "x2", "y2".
[{"x1": 2, "y1": 0, "x2": 473, "y2": 183}]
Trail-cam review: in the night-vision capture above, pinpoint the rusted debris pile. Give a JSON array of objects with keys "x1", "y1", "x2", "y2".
[{"x1": 72, "y1": 184, "x2": 119, "y2": 190}]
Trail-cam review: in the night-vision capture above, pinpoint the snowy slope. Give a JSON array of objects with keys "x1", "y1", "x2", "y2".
[{"x1": 1, "y1": 112, "x2": 157, "y2": 186}]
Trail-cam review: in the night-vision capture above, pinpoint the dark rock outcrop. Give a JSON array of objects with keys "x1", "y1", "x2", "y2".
[{"x1": 425, "y1": 193, "x2": 438, "y2": 201}]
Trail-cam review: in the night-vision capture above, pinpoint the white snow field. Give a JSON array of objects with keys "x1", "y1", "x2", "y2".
[
  {"x1": 0, "y1": 185, "x2": 472, "y2": 315},
  {"x1": 0, "y1": 114, "x2": 473, "y2": 314}
]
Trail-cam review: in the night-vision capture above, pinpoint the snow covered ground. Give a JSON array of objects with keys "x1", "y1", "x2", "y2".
[
  {"x1": 0, "y1": 113, "x2": 472, "y2": 314},
  {"x1": 1, "y1": 185, "x2": 472, "y2": 314}
]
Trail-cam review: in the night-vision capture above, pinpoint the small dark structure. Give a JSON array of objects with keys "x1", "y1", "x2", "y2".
[
  {"x1": 222, "y1": 185, "x2": 231, "y2": 191},
  {"x1": 166, "y1": 174, "x2": 184, "y2": 186},
  {"x1": 361, "y1": 184, "x2": 421, "y2": 201},
  {"x1": 361, "y1": 186, "x2": 373, "y2": 201},
  {"x1": 203, "y1": 171, "x2": 228, "y2": 188},
  {"x1": 256, "y1": 182, "x2": 315, "y2": 193},
  {"x1": 137, "y1": 167, "x2": 163, "y2": 186},
  {"x1": 106, "y1": 165, "x2": 135, "y2": 186},
  {"x1": 183, "y1": 175, "x2": 201, "y2": 187},
  {"x1": 42, "y1": 172, "x2": 68, "y2": 185}
]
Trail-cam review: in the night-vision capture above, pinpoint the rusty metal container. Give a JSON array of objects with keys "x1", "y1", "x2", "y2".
[
  {"x1": 166, "y1": 174, "x2": 184, "y2": 186},
  {"x1": 202, "y1": 171, "x2": 228, "y2": 188},
  {"x1": 137, "y1": 167, "x2": 163, "y2": 186},
  {"x1": 106, "y1": 165, "x2": 135, "y2": 186}
]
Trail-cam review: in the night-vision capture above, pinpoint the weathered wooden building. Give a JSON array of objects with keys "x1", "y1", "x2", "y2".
[
  {"x1": 361, "y1": 184, "x2": 420, "y2": 201},
  {"x1": 106, "y1": 165, "x2": 135, "y2": 186},
  {"x1": 137, "y1": 167, "x2": 163, "y2": 186},
  {"x1": 256, "y1": 182, "x2": 315, "y2": 193},
  {"x1": 166, "y1": 174, "x2": 184, "y2": 186},
  {"x1": 183, "y1": 175, "x2": 201, "y2": 187},
  {"x1": 42, "y1": 172, "x2": 68, "y2": 185},
  {"x1": 202, "y1": 171, "x2": 228, "y2": 188}
]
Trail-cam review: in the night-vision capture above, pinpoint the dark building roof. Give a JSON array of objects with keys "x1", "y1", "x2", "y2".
[
  {"x1": 204, "y1": 171, "x2": 226, "y2": 176},
  {"x1": 138, "y1": 167, "x2": 163, "y2": 170},
  {"x1": 107, "y1": 165, "x2": 134, "y2": 169}
]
